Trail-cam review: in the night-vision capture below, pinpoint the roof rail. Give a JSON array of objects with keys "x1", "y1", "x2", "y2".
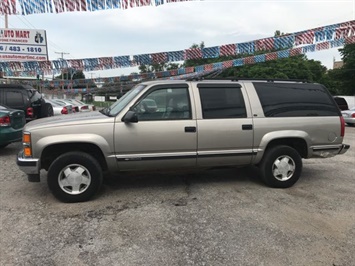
[
  {"x1": 185, "y1": 69, "x2": 223, "y2": 81},
  {"x1": 201, "y1": 77, "x2": 310, "y2": 83}
]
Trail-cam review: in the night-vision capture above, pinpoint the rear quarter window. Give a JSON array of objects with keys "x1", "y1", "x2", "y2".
[{"x1": 253, "y1": 82, "x2": 339, "y2": 117}]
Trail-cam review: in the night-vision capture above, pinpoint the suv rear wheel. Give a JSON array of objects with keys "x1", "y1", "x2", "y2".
[
  {"x1": 40, "y1": 102, "x2": 54, "y2": 118},
  {"x1": 47, "y1": 152, "x2": 103, "y2": 202},
  {"x1": 259, "y1": 145, "x2": 302, "y2": 188}
]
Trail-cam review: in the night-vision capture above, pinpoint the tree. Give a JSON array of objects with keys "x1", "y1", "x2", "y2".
[
  {"x1": 220, "y1": 55, "x2": 327, "y2": 82},
  {"x1": 54, "y1": 69, "x2": 85, "y2": 80},
  {"x1": 337, "y1": 43, "x2": 355, "y2": 95}
]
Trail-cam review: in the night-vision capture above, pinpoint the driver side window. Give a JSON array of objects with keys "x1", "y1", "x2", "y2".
[{"x1": 134, "y1": 87, "x2": 191, "y2": 121}]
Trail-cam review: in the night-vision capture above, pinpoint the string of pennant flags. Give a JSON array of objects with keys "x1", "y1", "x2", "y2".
[
  {"x1": 0, "y1": 20, "x2": 354, "y2": 88},
  {"x1": 1, "y1": 0, "x2": 197, "y2": 15},
  {"x1": 1, "y1": 20, "x2": 354, "y2": 77}
]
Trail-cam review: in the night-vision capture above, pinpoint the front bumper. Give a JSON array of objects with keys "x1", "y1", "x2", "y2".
[
  {"x1": 311, "y1": 144, "x2": 350, "y2": 158},
  {"x1": 17, "y1": 151, "x2": 40, "y2": 181}
]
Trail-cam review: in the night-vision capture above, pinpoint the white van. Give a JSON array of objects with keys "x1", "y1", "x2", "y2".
[{"x1": 336, "y1": 95, "x2": 355, "y2": 109}]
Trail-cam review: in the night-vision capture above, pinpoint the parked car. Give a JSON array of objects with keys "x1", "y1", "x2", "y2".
[
  {"x1": 54, "y1": 99, "x2": 90, "y2": 112},
  {"x1": 341, "y1": 107, "x2": 355, "y2": 126},
  {"x1": 16, "y1": 79, "x2": 349, "y2": 202},
  {"x1": 333, "y1": 96, "x2": 349, "y2": 111},
  {"x1": 0, "y1": 104, "x2": 26, "y2": 148},
  {"x1": 44, "y1": 99, "x2": 74, "y2": 116},
  {"x1": 335, "y1": 95, "x2": 355, "y2": 109},
  {"x1": 0, "y1": 84, "x2": 53, "y2": 122},
  {"x1": 49, "y1": 99, "x2": 79, "y2": 113},
  {"x1": 66, "y1": 99, "x2": 96, "y2": 111}
]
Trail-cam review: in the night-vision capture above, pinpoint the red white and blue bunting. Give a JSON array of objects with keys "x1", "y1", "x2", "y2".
[
  {"x1": 1, "y1": 20, "x2": 355, "y2": 84},
  {"x1": 0, "y1": 0, "x2": 196, "y2": 15}
]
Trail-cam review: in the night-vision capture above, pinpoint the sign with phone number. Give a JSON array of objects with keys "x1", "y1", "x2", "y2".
[
  {"x1": 0, "y1": 28, "x2": 48, "y2": 61},
  {"x1": 0, "y1": 44, "x2": 47, "y2": 54}
]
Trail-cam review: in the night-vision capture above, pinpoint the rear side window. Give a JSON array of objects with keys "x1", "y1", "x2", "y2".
[
  {"x1": 253, "y1": 83, "x2": 339, "y2": 117},
  {"x1": 28, "y1": 90, "x2": 42, "y2": 102},
  {"x1": 5, "y1": 91, "x2": 24, "y2": 109},
  {"x1": 198, "y1": 84, "x2": 246, "y2": 119},
  {"x1": 333, "y1": 97, "x2": 348, "y2": 111}
]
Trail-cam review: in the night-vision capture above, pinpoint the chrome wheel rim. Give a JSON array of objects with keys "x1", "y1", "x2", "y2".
[
  {"x1": 272, "y1": 155, "x2": 295, "y2": 181},
  {"x1": 58, "y1": 164, "x2": 91, "y2": 195}
]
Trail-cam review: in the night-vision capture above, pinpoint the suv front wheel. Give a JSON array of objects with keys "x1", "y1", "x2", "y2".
[
  {"x1": 47, "y1": 152, "x2": 103, "y2": 202},
  {"x1": 259, "y1": 145, "x2": 302, "y2": 188}
]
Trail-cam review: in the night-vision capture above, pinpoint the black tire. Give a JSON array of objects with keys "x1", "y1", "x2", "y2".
[
  {"x1": 259, "y1": 145, "x2": 302, "y2": 188},
  {"x1": 40, "y1": 102, "x2": 54, "y2": 118},
  {"x1": 47, "y1": 152, "x2": 103, "y2": 203},
  {"x1": 346, "y1": 123, "x2": 355, "y2": 127}
]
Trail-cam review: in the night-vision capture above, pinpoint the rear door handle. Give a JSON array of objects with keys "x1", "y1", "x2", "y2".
[
  {"x1": 242, "y1": 124, "x2": 253, "y2": 130},
  {"x1": 185, "y1": 126, "x2": 196, "y2": 133}
]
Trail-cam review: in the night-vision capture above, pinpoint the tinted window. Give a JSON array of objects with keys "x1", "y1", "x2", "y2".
[
  {"x1": 5, "y1": 91, "x2": 24, "y2": 109},
  {"x1": 333, "y1": 97, "x2": 348, "y2": 111},
  {"x1": 253, "y1": 83, "x2": 339, "y2": 117},
  {"x1": 198, "y1": 85, "x2": 246, "y2": 119}
]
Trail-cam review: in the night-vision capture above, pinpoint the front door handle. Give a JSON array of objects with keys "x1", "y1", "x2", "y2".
[{"x1": 185, "y1": 126, "x2": 196, "y2": 133}]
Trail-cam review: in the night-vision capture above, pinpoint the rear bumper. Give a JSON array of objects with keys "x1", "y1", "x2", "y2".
[
  {"x1": 311, "y1": 144, "x2": 350, "y2": 158},
  {"x1": 0, "y1": 128, "x2": 22, "y2": 146},
  {"x1": 17, "y1": 151, "x2": 41, "y2": 181},
  {"x1": 344, "y1": 117, "x2": 355, "y2": 124}
]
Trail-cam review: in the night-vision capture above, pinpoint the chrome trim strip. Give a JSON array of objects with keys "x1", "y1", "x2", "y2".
[
  {"x1": 112, "y1": 150, "x2": 256, "y2": 161},
  {"x1": 311, "y1": 145, "x2": 342, "y2": 151},
  {"x1": 198, "y1": 149, "x2": 255, "y2": 155}
]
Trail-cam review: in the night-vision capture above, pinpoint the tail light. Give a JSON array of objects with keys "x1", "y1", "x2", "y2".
[
  {"x1": 340, "y1": 116, "x2": 345, "y2": 137},
  {"x1": 26, "y1": 107, "x2": 34, "y2": 117},
  {"x1": 81, "y1": 106, "x2": 89, "y2": 110},
  {"x1": 92, "y1": 106, "x2": 96, "y2": 111},
  {"x1": 61, "y1": 107, "x2": 68, "y2": 114},
  {"x1": 0, "y1": 115, "x2": 11, "y2": 126},
  {"x1": 352, "y1": 113, "x2": 355, "y2": 118}
]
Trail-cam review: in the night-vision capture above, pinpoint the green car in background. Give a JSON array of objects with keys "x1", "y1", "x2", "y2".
[{"x1": 0, "y1": 104, "x2": 26, "y2": 148}]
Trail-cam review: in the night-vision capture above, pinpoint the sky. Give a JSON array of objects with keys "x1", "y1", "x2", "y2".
[{"x1": 1, "y1": 0, "x2": 354, "y2": 78}]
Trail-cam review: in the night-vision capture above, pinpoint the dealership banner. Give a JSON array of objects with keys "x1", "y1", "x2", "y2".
[{"x1": 0, "y1": 28, "x2": 48, "y2": 61}]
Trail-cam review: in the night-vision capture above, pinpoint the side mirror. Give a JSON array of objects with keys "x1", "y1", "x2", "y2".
[{"x1": 122, "y1": 110, "x2": 138, "y2": 123}]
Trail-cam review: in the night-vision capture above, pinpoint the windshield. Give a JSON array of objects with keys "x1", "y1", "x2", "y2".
[{"x1": 106, "y1": 84, "x2": 146, "y2": 116}]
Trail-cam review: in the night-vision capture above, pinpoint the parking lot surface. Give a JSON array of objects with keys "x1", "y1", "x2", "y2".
[{"x1": 1, "y1": 127, "x2": 354, "y2": 266}]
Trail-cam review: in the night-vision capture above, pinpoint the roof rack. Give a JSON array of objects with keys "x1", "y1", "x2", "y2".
[
  {"x1": 185, "y1": 69, "x2": 223, "y2": 81},
  {"x1": 200, "y1": 77, "x2": 310, "y2": 83}
]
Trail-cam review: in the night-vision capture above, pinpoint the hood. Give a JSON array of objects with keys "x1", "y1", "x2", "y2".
[{"x1": 24, "y1": 111, "x2": 114, "y2": 131}]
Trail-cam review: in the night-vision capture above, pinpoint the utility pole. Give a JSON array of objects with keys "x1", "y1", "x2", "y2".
[
  {"x1": 5, "y1": 14, "x2": 8, "y2": 28},
  {"x1": 4, "y1": 14, "x2": 8, "y2": 84},
  {"x1": 55, "y1": 51, "x2": 69, "y2": 90}
]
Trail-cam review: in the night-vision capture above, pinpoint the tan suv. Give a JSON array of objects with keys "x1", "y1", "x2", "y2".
[{"x1": 16, "y1": 79, "x2": 350, "y2": 202}]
